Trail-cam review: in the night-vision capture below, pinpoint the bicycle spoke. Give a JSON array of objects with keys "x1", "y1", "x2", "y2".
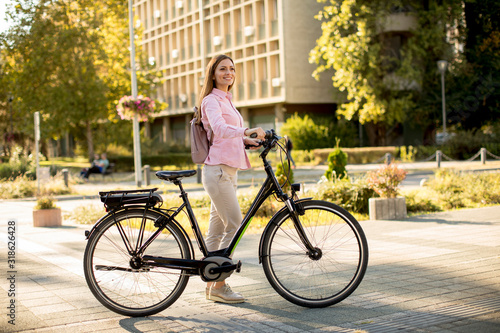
[
  {"x1": 262, "y1": 201, "x2": 368, "y2": 307},
  {"x1": 84, "y1": 209, "x2": 190, "y2": 316}
]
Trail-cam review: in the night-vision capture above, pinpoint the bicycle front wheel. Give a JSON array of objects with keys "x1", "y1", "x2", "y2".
[
  {"x1": 261, "y1": 200, "x2": 368, "y2": 308},
  {"x1": 83, "y1": 209, "x2": 191, "y2": 317}
]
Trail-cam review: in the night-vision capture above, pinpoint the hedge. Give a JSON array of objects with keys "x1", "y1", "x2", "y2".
[
  {"x1": 314, "y1": 147, "x2": 398, "y2": 164},
  {"x1": 111, "y1": 154, "x2": 194, "y2": 172},
  {"x1": 106, "y1": 143, "x2": 500, "y2": 171}
]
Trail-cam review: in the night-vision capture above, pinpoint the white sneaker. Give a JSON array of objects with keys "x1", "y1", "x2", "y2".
[{"x1": 206, "y1": 284, "x2": 245, "y2": 304}]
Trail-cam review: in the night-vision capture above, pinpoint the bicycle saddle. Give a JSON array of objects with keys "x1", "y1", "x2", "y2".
[{"x1": 156, "y1": 170, "x2": 197, "y2": 181}]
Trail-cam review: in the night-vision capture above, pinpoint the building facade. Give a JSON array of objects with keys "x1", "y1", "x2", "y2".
[{"x1": 134, "y1": 0, "x2": 342, "y2": 146}]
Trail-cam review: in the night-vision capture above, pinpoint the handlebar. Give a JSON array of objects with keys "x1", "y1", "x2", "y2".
[{"x1": 246, "y1": 129, "x2": 280, "y2": 150}]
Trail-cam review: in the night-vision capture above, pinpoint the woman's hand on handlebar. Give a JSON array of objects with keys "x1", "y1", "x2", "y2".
[
  {"x1": 244, "y1": 138, "x2": 263, "y2": 150},
  {"x1": 245, "y1": 127, "x2": 266, "y2": 140}
]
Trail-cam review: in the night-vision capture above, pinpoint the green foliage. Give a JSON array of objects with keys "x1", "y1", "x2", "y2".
[
  {"x1": 281, "y1": 113, "x2": 358, "y2": 150},
  {"x1": 367, "y1": 163, "x2": 407, "y2": 198},
  {"x1": 1, "y1": 0, "x2": 163, "y2": 159},
  {"x1": 35, "y1": 196, "x2": 56, "y2": 210},
  {"x1": 325, "y1": 141, "x2": 348, "y2": 180},
  {"x1": 276, "y1": 161, "x2": 294, "y2": 191},
  {"x1": 444, "y1": 1, "x2": 500, "y2": 130},
  {"x1": 399, "y1": 145, "x2": 416, "y2": 162},
  {"x1": 111, "y1": 154, "x2": 194, "y2": 172},
  {"x1": 238, "y1": 188, "x2": 277, "y2": 218},
  {"x1": 0, "y1": 174, "x2": 72, "y2": 199},
  {"x1": 309, "y1": 0, "x2": 464, "y2": 145},
  {"x1": 0, "y1": 146, "x2": 38, "y2": 180},
  {"x1": 66, "y1": 204, "x2": 105, "y2": 224},
  {"x1": 0, "y1": 176, "x2": 36, "y2": 199},
  {"x1": 405, "y1": 190, "x2": 442, "y2": 214},
  {"x1": 315, "y1": 146, "x2": 398, "y2": 164},
  {"x1": 438, "y1": 128, "x2": 500, "y2": 159},
  {"x1": 281, "y1": 113, "x2": 329, "y2": 150},
  {"x1": 407, "y1": 170, "x2": 500, "y2": 212},
  {"x1": 313, "y1": 177, "x2": 375, "y2": 214}
]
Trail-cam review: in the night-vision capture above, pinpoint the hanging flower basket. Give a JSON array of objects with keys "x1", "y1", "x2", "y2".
[{"x1": 116, "y1": 95, "x2": 156, "y2": 122}]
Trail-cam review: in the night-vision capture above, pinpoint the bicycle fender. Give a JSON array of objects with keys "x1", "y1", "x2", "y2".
[{"x1": 257, "y1": 198, "x2": 312, "y2": 264}]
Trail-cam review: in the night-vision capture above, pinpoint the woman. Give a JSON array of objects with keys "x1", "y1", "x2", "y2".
[{"x1": 198, "y1": 54, "x2": 265, "y2": 304}]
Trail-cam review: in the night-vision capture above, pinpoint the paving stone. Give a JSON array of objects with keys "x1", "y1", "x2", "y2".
[{"x1": 1, "y1": 201, "x2": 499, "y2": 332}]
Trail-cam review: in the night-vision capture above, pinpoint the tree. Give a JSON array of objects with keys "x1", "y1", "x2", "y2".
[
  {"x1": 446, "y1": 0, "x2": 500, "y2": 130},
  {"x1": 281, "y1": 113, "x2": 358, "y2": 149},
  {"x1": 1, "y1": 0, "x2": 161, "y2": 159},
  {"x1": 310, "y1": 0, "x2": 463, "y2": 145}
]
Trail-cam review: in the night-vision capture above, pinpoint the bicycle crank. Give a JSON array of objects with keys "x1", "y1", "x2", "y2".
[{"x1": 201, "y1": 256, "x2": 242, "y2": 282}]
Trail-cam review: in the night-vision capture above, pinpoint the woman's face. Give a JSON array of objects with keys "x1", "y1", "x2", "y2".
[{"x1": 213, "y1": 58, "x2": 235, "y2": 92}]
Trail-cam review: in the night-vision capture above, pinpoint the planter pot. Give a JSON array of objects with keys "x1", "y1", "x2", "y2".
[
  {"x1": 33, "y1": 208, "x2": 62, "y2": 227},
  {"x1": 369, "y1": 197, "x2": 407, "y2": 220}
]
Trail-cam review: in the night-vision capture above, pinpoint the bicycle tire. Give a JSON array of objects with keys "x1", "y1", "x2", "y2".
[
  {"x1": 261, "y1": 200, "x2": 368, "y2": 308},
  {"x1": 83, "y1": 208, "x2": 191, "y2": 317}
]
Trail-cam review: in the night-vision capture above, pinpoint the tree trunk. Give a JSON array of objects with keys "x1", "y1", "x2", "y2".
[
  {"x1": 364, "y1": 122, "x2": 387, "y2": 146},
  {"x1": 86, "y1": 121, "x2": 94, "y2": 162}
]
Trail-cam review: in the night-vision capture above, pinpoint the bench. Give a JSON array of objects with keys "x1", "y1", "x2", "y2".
[
  {"x1": 89, "y1": 162, "x2": 115, "y2": 181},
  {"x1": 102, "y1": 162, "x2": 115, "y2": 180}
]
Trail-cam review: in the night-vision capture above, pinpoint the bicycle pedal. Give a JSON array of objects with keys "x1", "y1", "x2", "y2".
[{"x1": 236, "y1": 260, "x2": 242, "y2": 273}]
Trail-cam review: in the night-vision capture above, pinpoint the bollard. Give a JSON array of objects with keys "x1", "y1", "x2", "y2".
[
  {"x1": 143, "y1": 165, "x2": 150, "y2": 186},
  {"x1": 436, "y1": 150, "x2": 442, "y2": 168},
  {"x1": 62, "y1": 168, "x2": 69, "y2": 187},
  {"x1": 385, "y1": 153, "x2": 392, "y2": 165},
  {"x1": 481, "y1": 147, "x2": 486, "y2": 165},
  {"x1": 197, "y1": 164, "x2": 202, "y2": 184}
]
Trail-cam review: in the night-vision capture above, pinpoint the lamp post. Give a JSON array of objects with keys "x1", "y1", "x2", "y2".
[
  {"x1": 437, "y1": 60, "x2": 448, "y2": 135},
  {"x1": 128, "y1": 0, "x2": 142, "y2": 187}
]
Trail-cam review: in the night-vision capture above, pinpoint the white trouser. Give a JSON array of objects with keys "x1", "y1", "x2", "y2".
[{"x1": 202, "y1": 164, "x2": 242, "y2": 252}]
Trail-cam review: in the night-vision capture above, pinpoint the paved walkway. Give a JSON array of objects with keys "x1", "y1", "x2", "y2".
[{"x1": 0, "y1": 161, "x2": 499, "y2": 332}]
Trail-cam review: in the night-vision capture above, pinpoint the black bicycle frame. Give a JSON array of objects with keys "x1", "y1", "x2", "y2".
[{"x1": 101, "y1": 135, "x2": 317, "y2": 275}]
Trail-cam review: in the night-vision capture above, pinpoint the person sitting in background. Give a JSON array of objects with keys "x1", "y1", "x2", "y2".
[
  {"x1": 80, "y1": 154, "x2": 100, "y2": 178},
  {"x1": 82, "y1": 153, "x2": 109, "y2": 180}
]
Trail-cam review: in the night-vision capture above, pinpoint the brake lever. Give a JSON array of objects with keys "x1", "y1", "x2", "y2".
[{"x1": 245, "y1": 140, "x2": 264, "y2": 150}]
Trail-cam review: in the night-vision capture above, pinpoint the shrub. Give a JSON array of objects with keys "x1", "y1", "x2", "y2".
[
  {"x1": 405, "y1": 190, "x2": 441, "y2": 214},
  {"x1": 0, "y1": 174, "x2": 72, "y2": 199},
  {"x1": 313, "y1": 177, "x2": 375, "y2": 214},
  {"x1": 399, "y1": 145, "x2": 417, "y2": 162},
  {"x1": 35, "y1": 196, "x2": 57, "y2": 210},
  {"x1": 0, "y1": 176, "x2": 36, "y2": 198},
  {"x1": 325, "y1": 140, "x2": 347, "y2": 180},
  {"x1": 111, "y1": 154, "x2": 194, "y2": 172},
  {"x1": 238, "y1": 188, "x2": 278, "y2": 218},
  {"x1": 276, "y1": 161, "x2": 294, "y2": 191},
  {"x1": 0, "y1": 146, "x2": 39, "y2": 180},
  {"x1": 426, "y1": 170, "x2": 500, "y2": 209},
  {"x1": 314, "y1": 146, "x2": 398, "y2": 164},
  {"x1": 439, "y1": 128, "x2": 500, "y2": 160},
  {"x1": 66, "y1": 204, "x2": 105, "y2": 224},
  {"x1": 281, "y1": 113, "x2": 329, "y2": 150},
  {"x1": 367, "y1": 164, "x2": 407, "y2": 198}
]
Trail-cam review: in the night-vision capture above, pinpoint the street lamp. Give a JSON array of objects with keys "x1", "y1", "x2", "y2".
[
  {"x1": 128, "y1": 0, "x2": 142, "y2": 187},
  {"x1": 437, "y1": 60, "x2": 448, "y2": 135}
]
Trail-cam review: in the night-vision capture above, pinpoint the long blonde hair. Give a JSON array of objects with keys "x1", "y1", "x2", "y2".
[{"x1": 195, "y1": 55, "x2": 235, "y2": 120}]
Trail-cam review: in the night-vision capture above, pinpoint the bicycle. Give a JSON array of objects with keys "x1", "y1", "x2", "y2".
[{"x1": 83, "y1": 130, "x2": 368, "y2": 317}]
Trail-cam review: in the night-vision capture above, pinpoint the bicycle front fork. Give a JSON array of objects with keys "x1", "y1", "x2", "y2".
[{"x1": 285, "y1": 197, "x2": 319, "y2": 258}]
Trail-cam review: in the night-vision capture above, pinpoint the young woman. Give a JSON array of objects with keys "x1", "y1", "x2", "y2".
[{"x1": 197, "y1": 54, "x2": 265, "y2": 303}]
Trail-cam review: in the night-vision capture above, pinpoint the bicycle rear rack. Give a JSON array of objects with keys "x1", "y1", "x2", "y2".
[{"x1": 99, "y1": 188, "x2": 162, "y2": 209}]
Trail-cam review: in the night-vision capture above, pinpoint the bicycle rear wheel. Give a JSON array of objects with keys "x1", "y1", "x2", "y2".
[
  {"x1": 83, "y1": 209, "x2": 191, "y2": 317},
  {"x1": 261, "y1": 200, "x2": 368, "y2": 307}
]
